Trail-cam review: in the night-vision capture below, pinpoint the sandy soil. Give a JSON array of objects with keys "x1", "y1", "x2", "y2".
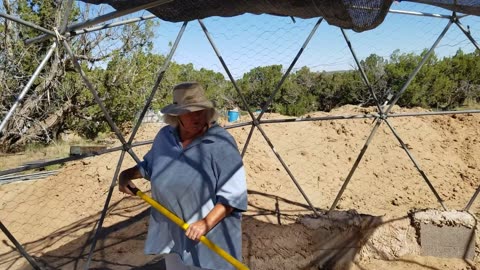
[{"x1": 0, "y1": 105, "x2": 479, "y2": 270}]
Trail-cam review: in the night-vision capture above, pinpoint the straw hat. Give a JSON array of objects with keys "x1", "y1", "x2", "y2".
[{"x1": 160, "y1": 82, "x2": 214, "y2": 116}]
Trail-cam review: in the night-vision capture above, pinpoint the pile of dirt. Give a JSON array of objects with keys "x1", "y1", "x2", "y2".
[{"x1": 0, "y1": 105, "x2": 479, "y2": 269}]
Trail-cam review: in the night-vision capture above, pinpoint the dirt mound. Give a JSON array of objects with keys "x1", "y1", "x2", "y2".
[{"x1": 1, "y1": 106, "x2": 479, "y2": 269}]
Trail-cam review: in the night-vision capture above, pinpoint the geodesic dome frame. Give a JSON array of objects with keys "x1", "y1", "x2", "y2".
[{"x1": 1, "y1": 0, "x2": 480, "y2": 269}]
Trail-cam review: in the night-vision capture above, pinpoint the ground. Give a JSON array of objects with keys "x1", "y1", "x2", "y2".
[{"x1": 0, "y1": 105, "x2": 479, "y2": 270}]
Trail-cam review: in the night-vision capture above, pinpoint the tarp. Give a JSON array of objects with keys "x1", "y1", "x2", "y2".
[{"x1": 79, "y1": 0, "x2": 480, "y2": 32}]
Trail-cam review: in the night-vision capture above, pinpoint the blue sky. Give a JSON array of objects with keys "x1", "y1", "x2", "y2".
[{"x1": 82, "y1": 1, "x2": 480, "y2": 79}]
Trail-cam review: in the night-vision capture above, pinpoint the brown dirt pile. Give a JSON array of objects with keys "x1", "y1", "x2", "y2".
[{"x1": 1, "y1": 105, "x2": 479, "y2": 269}]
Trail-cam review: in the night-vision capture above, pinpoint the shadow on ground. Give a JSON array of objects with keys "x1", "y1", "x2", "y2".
[{"x1": 6, "y1": 190, "x2": 476, "y2": 270}]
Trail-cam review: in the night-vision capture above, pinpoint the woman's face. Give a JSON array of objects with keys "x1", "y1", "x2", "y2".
[{"x1": 178, "y1": 110, "x2": 208, "y2": 133}]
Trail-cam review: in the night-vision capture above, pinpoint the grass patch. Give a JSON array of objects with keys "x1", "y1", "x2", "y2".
[
  {"x1": 0, "y1": 135, "x2": 104, "y2": 171},
  {"x1": 453, "y1": 100, "x2": 480, "y2": 110}
]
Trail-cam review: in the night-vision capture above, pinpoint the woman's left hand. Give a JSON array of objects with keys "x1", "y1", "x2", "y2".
[{"x1": 185, "y1": 219, "x2": 209, "y2": 241}]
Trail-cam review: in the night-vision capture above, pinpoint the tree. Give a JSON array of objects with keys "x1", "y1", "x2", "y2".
[
  {"x1": 237, "y1": 65, "x2": 283, "y2": 111},
  {"x1": 0, "y1": 1, "x2": 156, "y2": 151},
  {"x1": 359, "y1": 54, "x2": 389, "y2": 106}
]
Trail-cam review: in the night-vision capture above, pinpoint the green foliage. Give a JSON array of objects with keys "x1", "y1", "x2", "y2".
[
  {"x1": 237, "y1": 65, "x2": 284, "y2": 110},
  {"x1": 2, "y1": 1, "x2": 479, "y2": 146}
]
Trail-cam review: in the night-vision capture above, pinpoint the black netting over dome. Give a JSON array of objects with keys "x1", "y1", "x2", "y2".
[
  {"x1": 79, "y1": 0, "x2": 480, "y2": 32},
  {"x1": 79, "y1": 0, "x2": 394, "y2": 32}
]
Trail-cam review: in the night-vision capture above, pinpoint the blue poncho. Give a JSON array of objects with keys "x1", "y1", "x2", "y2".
[{"x1": 137, "y1": 123, "x2": 248, "y2": 270}]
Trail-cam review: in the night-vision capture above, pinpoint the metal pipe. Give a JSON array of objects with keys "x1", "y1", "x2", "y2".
[
  {"x1": 384, "y1": 119, "x2": 447, "y2": 210},
  {"x1": 0, "y1": 170, "x2": 59, "y2": 182},
  {"x1": 388, "y1": 9, "x2": 452, "y2": 19},
  {"x1": 54, "y1": 40, "x2": 142, "y2": 165},
  {"x1": 329, "y1": 119, "x2": 383, "y2": 212},
  {"x1": 128, "y1": 21, "x2": 187, "y2": 145},
  {"x1": 465, "y1": 185, "x2": 480, "y2": 211},
  {"x1": 385, "y1": 20, "x2": 453, "y2": 115},
  {"x1": 70, "y1": 15, "x2": 157, "y2": 36},
  {"x1": 62, "y1": 40, "x2": 128, "y2": 145},
  {"x1": 387, "y1": 109, "x2": 480, "y2": 118},
  {"x1": 25, "y1": 0, "x2": 172, "y2": 45},
  {"x1": 59, "y1": 0, "x2": 75, "y2": 33},
  {"x1": 241, "y1": 125, "x2": 256, "y2": 158},
  {"x1": 84, "y1": 150, "x2": 126, "y2": 270},
  {"x1": 259, "y1": 113, "x2": 379, "y2": 124},
  {"x1": 198, "y1": 19, "x2": 259, "y2": 156},
  {"x1": 454, "y1": 19, "x2": 480, "y2": 51},
  {"x1": 0, "y1": 42, "x2": 57, "y2": 134},
  {"x1": 0, "y1": 12, "x2": 56, "y2": 36},
  {"x1": 341, "y1": 28, "x2": 383, "y2": 114},
  {"x1": 0, "y1": 221, "x2": 42, "y2": 270},
  {"x1": 243, "y1": 18, "x2": 322, "y2": 159},
  {"x1": 224, "y1": 121, "x2": 253, "y2": 130},
  {"x1": 0, "y1": 140, "x2": 152, "y2": 177},
  {"x1": 256, "y1": 124, "x2": 319, "y2": 216},
  {"x1": 231, "y1": 110, "x2": 480, "y2": 124},
  {"x1": 198, "y1": 19, "x2": 256, "y2": 122},
  {"x1": 257, "y1": 18, "x2": 322, "y2": 120}
]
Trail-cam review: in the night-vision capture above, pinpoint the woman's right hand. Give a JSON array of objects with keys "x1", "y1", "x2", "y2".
[{"x1": 118, "y1": 167, "x2": 140, "y2": 195}]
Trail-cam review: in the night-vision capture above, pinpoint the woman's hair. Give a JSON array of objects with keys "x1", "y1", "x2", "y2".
[{"x1": 162, "y1": 108, "x2": 219, "y2": 127}]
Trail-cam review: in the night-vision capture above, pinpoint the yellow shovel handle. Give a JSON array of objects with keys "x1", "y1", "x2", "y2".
[{"x1": 127, "y1": 185, "x2": 249, "y2": 270}]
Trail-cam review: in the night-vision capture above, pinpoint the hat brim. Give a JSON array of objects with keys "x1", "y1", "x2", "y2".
[{"x1": 161, "y1": 101, "x2": 213, "y2": 116}]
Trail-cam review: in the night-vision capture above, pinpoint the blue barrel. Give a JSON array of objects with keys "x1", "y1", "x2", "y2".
[{"x1": 227, "y1": 110, "x2": 239, "y2": 122}]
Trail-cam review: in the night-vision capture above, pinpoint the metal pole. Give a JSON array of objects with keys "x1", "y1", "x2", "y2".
[
  {"x1": 329, "y1": 119, "x2": 383, "y2": 212},
  {"x1": 245, "y1": 18, "x2": 322, "y2": 157},
  {"x1": 198, "y1": 19, "x2": 259, "y2": 156},
  {"x1": 387, "y1": 109, "x2": 480, "y2": 118},
  {"x1": 257, "y1": 18, "x2": 323, "y2": 120},
  {"x1": 84, "y1": 150, "x2": 126, "y2": 270},
  {"x1": 0, "y1": 221, "x2": 42, "y2": 270},
  {"x1": 385, "y1": 20, "x2": 453, "y2": 115},
  {"x1": 61, "y1": 40, "x2": 141, "y2": 163},
  {"x1": 259, "y1": 113, "x2": 379, "y2": 124},
  {"x1": 388, "y1": 9, "x2": 452, "y2": 19},
  {"x1": 384, "y1": 119, "x2": 447, "y2": 210},
  {"x1": 454, "y1": 19, "x2": 480, "y2": 51},
  {"x1": 0, "y1": 12, "x2": 56, "y2": 36},
  {"x1": 201, "y1": 17, "x2": 321, "y2": 215},
  {"x1": 70, "y1": 15, "x2": 157, "y2": 36},
  {"x1": 465, "y1": 186, "x2": 480, "y2": 211},
  {"x1": 0, "y1": 140, "x2": 153, "y2": 177},
  {"x1": 234, "y1": 111, "x2": 380, "y2": 155},
  {"x1": 224, "y1": 121, "x2": 253, "y2": 130},
  {"x1": 62, "y1": 40, "x2": 125, "y2": 144},
  {"x1": 0, "y1": 42, "x2": 57, "y2": 134},
  {"x1": 128, "y1": 21, "x2": 187, "y2": 145},
  {"x1": 59, "y1": 0, "x2": 75, "y2": 33},
  {"x1": 241, "y1": 125, "x2": 256, "y2": 157},
  {"x1": 340, "y1": 28, "x2": 383, "y2": 113},
  {"x1": 456, "y1": 16, "x2": 480, "y2": 208},
  {"x1": 25, "y1": 0, "x2": 172, "y2": 45},
  {"x1": 256, "y1": 124, "x2": 320, "y2": 216},
  {"x1": 198, "y1": 19, "x2": 256, "y2": 121},
  {"x1": 226, "y1": 109, "x2": 480, "y2": 127}
]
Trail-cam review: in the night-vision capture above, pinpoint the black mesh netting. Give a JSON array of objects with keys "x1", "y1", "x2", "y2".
[
  {"x1": 79, "y1": 0, "x2": 480, "y2": 32},
  {"x1": 79, "y1": 0, "x2": 394, "y2": 32}
]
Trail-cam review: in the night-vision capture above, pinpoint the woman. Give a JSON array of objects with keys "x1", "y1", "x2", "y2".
[{"x1": 119, "y1": 82, "x2": 247, "y2": 270}]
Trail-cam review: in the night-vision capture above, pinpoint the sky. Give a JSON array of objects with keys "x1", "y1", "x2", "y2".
[{"x1": 81, "y1": 1, "x2": 480, "y2": 79}]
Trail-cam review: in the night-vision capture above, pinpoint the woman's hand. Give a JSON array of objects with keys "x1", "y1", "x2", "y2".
[
  {"x1": 185, "y1": 203, "x2": 234, "y2": 241},
  {"x1": 185, "y1": 219, "x2": 209, "y2": 241},
  {"x1": 118, "y1": 167, "x2": 141, "y2": 195}
]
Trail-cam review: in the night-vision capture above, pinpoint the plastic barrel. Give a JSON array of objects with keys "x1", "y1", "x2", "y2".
[{"x1": 227, "y1": 110, "x2": 239, "y2": 122}]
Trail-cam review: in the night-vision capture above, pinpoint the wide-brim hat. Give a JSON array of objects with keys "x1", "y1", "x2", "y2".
[{"x1": 160, "y1": 82, "x2": 214, "y2": 116}]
